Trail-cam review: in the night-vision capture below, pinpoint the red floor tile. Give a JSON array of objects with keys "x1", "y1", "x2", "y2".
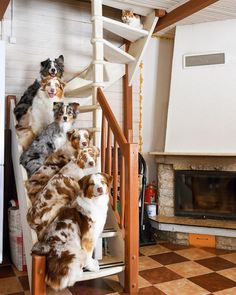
[
  {"x1": 150, "y1": 252, "x2": 189, "y2": 265},
  {"x1": 68, "y1": 278, "x2": 114, "y2": 295},
  {"x1": 139, "y1": 266, "x2": 182, "y2": 285},
  {"x1": 197, "y1": 257, "x2": 236, "y2": 271},
  {"x1": 189, "y1": 272, "x2": 236, "y2": 293}
]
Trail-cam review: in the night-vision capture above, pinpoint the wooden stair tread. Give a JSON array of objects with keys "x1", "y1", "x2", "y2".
[
  {"x1": 103, "y1": 39, "x2": 135, "y2": 64},
  {"x1": 103, "y1": 16, "x2": 148, "y2": 42}
]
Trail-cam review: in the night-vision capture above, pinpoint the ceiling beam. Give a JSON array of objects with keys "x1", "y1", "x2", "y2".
[
  {"x1": 154, "y1": 0, "x2": 219, "y2": 33},
  {"x1": 0, "y1": 0, "x2": 10, "y2": 21}
]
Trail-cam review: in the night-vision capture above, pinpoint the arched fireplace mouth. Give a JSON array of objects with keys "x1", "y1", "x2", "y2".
[{"x1": 175, "y1": 170, "x2": 236, "y2": 220}]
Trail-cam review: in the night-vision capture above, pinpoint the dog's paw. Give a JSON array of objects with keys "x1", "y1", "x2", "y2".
[{"x1": 86, "y1": 258, "x2": 100, "y2": 272}]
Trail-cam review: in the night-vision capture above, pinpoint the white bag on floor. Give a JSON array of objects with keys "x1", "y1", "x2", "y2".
[{"x1": 8, "y1": 200, "x2": 27, "y2": 271}]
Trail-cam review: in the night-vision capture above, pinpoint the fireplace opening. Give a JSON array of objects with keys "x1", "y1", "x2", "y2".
[{"x1": 175, "y1": 170, "x2": 236, "y2": 220}]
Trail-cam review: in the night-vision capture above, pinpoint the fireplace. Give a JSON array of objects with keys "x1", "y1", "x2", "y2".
[{"x1": 175, "y1": 170, "x2": 236, "y2": 220}]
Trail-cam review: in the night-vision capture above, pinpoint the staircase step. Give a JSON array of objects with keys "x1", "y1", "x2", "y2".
[
  {"x1": 128, "y1": 10, "x2": 159, "y2": 85},
  {"x1": 65, "y1": 62, "x2": 125, "y2": 97},
  {"x1": 101, "y1": 228, "x2": 117, "y2": 238},
  {"x1": 103, "y1": 39, "x2": 135, "y2": 64},
  {"x1": 65, "y1": 76, "x2": 93, "y2": 97},
  {"x1": 79, "y1": 262, "x2": 125, "y2": 281},
  {"x1": 99, "y1": 260, "x2": 124, "y2": 269},
  {"x1": 79, "y1": 104, "x2": 100, "y2": 113},
  {"x1": 103, "y1": 16, "x2": 148, "y2": 42},
  {"x1": 102, "y1": 0, "x2": 152, "y2": 16}
]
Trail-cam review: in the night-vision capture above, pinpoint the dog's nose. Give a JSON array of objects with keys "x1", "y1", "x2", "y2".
[
  {"x1": 63, "y1": 116, "x2": 67, "y2": 121},
  {"x1": 89, "y1": 161, "x2": 94, "y2": 166},
  {"x1": 97, "y1": 187, "x2": 103, "y2": 194},
  {"x1": 51, "y1": 68, "x2": 56, "y2": 73},
  {"x1": 82, "y1": 142, "x2": 87, "y2": 146}
]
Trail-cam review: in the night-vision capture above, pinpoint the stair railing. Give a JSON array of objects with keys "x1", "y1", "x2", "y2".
[{"x1": 97, "y1": 87, "x2": 139, "y2": 294}]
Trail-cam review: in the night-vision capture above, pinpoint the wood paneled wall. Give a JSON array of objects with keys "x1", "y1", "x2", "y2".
[{"x1": 1, "y1": 0, "x2": 140, "y2": 143}]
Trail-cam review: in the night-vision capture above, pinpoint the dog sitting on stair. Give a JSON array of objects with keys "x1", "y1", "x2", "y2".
[{"x1": 31, "y1": 172, "x2": 112, "y2": 291}]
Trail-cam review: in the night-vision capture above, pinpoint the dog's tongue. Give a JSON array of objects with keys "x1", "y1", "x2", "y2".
[{"x1": 49, "y1": 92, "x2": 55, "y2": 98}]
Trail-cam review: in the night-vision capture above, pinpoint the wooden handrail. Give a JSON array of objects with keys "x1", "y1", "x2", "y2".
[
  {"x1": 97, "y1": 88, "x2": 127, "y2": 150},
  {"x1": 97, "y1": 88, "x2": 139, "y2": 294},
  {"x1": 0, "y1": 0, "x2": 10, "y2": 21}
]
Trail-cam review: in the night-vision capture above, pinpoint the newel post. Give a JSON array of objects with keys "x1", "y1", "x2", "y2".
[
  {"x1": 124, "y1": 143, "x2": 139, "y2": 293},
  {"x1": 31, "y1": 255, "x2": 46, "y2": 295}
]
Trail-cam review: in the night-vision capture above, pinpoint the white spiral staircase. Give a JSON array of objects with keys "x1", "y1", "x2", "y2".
[{"x1": 10, "y1": 1, "x2": 158, "y2": 293}]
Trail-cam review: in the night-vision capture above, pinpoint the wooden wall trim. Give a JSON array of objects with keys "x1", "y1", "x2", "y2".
[{"x1": 154, "y1": 0, "x2": 219, "y2": 33}]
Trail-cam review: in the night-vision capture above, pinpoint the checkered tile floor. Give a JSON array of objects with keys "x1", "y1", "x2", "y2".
[{"x1": 1, "y1": 243, "x2": 236, "y2": 294}]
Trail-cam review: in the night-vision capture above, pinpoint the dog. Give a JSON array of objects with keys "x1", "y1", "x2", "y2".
[
  {"x1": 27, "y1": 146, "x2": 100, "y2": 239},
  {"x1": 14, "y1": 55, "x2": 64, "y2": 122},
  {"x1": 25, "y1": 129, "x2": 95, "y2": 203},
  {"x1": 67, "y1": 128, "x2": 94, "y2": 149},
  {"x1": 31, "y1": 172, "x2": 112, "y2": 291},
  {"x1": 20, "y1": 102, "x2": 80, "y2": 177},
  {"x1": 16, "y1": 76, "x2": 66, "y2": 150}
]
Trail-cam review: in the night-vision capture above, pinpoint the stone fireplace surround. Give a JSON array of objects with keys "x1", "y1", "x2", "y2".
[{"x1": 150, "y1": 152, "x2": 236, "y2": 250}]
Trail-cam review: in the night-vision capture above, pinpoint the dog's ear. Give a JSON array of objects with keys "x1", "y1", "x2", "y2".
[
  {"x1": 78, "y1": 174, "x2": 91, "y2": 190},
  {"x1": 92, "y1": 146, "x2": 100, "y2": 157},
  {"x1": 41, "y1": 58, "x2": 50, "y2": 68},
  {"x1": 57, "y1": 78, "x2": 66, "y2": 89},
  {"x1": 70, "y1": 103, "x2": 80, "y2": 115},
  {"x1": 88, "y1": 130, "x2": 95, "y2": 140},
  {"x1": 56, "y1": 55, "x2": 64, "y2": 65},
  {"x1": 76, "y1": 149, "x2": 85, "y2": 168},
  {"x1": 67, "y1": 129, "x2": 75, "y2": 141},
  {"x1": 101, "y1": 173, "x2": 113, "y2": 186},
  {"x1": 40, "y1": 76, "x2": 50, "y2": 89},
  {"x1": 53, "y1": 101, "x2": 63, "y2": 112}
]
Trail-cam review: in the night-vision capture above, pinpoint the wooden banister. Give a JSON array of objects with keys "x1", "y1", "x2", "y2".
[
  {"x1": 97, "y1": 88, "x2": 139, "y2": 294},
  {"x1": 0, "y1": 0, "x2": 10, "y2": 21},
  {"x1": 97, "y1": 88, "x2": 127, "y2": 149}
]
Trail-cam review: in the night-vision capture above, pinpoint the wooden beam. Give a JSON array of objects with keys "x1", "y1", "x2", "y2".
[
  {"x1": 154, "y1": 0, "x2": 219, "y2": 33},
  {"x1": 0, "y1": 0, "x2": 10, "y2": 21},
  {"x1": 155, "y1": 9, "x2": 167, "y2": 18}
]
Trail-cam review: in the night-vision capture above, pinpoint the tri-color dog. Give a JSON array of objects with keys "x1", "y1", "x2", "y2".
[
  {"x1": 14, "y1": 55, "x2": 64, "y2": 122},
  {"x1": 20, "y1": 102, "x2": 80, "y2": 177},
  {"x1": 16, "y1": 76, "x2": 67, "y2": 150}
]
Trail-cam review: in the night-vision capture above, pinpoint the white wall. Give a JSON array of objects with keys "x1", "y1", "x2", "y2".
[
  {"x1": 1, "y1": 0, "x2": 140, "y2": 141},
  {"x1": 165, "y1": 19, "x2": 236, "y2": 153},
  {"x1": 142, "y1": 37, "x2": 173, "y2": 182}
]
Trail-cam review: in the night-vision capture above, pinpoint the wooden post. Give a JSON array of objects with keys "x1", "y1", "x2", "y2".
[
  {"x1": 124, "y1": 143, "x2": 139, "y2": 294},
  {"x1": 32, "y1": 255, "x2": 46, "y2": 295},
  {"x1": 91, "y1": 0, "x2": 104, "y2": 151},
  {"x1": 6, "y1": 95, "x2": 16, "y2": 129},
  {"x1": 123, "y1": 43, "x2": 133, "y2": 143}
]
